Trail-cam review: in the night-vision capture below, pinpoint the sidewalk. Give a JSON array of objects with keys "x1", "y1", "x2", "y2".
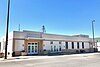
[
  {"x1": 0, "y1": 56, "x2": 50, "y2": 62},
  {"x1": 0, "y1": 52, "x2": 100, "y2": 62}
]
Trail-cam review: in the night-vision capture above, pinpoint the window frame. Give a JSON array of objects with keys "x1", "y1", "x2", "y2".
[
  {"x1": 77, "y1": 42, "x2": 79, "y2": 49},
  {"x1": 72, "y1": 42, "x2": 74, "y2": 49},
  {"x1": 59, "y1": 46, "x2": 61, "y2": 51},
  {"x1": 66, "y1": 42, "x2": 68, "y2": 49},
  {"x1": 82, "y1": 42, "x2": 84, "y2": 48},
  {"x1": 59, "y1": 42, "x2": 62, "y2": 44},
  {"x1": 50, "y1": 41, "x2": 53, "y2": 44},
  {"x1": 51, "y1": 46, "x2": 53, "y2": 52}
]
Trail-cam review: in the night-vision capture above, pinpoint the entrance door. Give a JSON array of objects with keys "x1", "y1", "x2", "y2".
[{"x1": 28, "y1": 42, "x2": 38, "y2": 54}]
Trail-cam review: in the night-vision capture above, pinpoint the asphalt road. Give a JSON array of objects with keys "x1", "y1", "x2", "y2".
[{"x1": 0, "y1": 53, "x2": 100, "y2": 67}]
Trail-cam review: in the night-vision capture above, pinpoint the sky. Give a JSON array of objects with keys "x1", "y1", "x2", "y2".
[{"x1": 0, "y1": 0, "x2": 100, "y2": 38}]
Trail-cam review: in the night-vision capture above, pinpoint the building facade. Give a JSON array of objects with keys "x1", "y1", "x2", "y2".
[
  {"x1": 0, "y1": 30, "x2": 96, "y2": 57},
  {"x1": 95, "y1": 38, "x2": 100, "y2": 51}
]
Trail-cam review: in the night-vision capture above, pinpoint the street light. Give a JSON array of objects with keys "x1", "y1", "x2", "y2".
[
  {"x1": 92, "y1": 20, "x2": 95, "y2": 51},
  {"x1": 5, "y1": 0, "x2": 10, "y2": 59}
]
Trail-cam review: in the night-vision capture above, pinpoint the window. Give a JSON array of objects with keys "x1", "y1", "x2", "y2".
[
  {"x1": 72, "y1": 42, "x2": 74, "y2": 49},
  {"x1": 28, "y1": 43, "x2": 31, "y2": 45},
  {"x1": 59, "y1": 46, "x2": 61, "y2": 51},
  {"x1": 28, "y1": 46, "x2": 30, "y2": 53},
  {"x1": 35, "y1": 46, "x2": 38, "y2": 52},
  {"x1": 50, "y1": 41, "x2": 53, "y2": 44},
  {"x1": 35, "y1": 43, "x2": 37, "y2": 45},
  {"x1": 51, "y1": 46, "x2": 53, "y2": 52},
  {"x1": 82, "y1": 42, "x2": 84, "y2": 48},
  {"x1": 59, "y1": 42, "x2": 61, "y2": 44},
  {"x1": 77, "y1": 42, "x2": 79, "y2": 49},
  {"x1": 32, "y1": 43, "x2": 34, "y2": 45},
  {"x1": 54, "y1": 46, "x2": 56, "y2": 52},
  {"x1": 32, "y1": 46, "x2": 34, "y2": 52},
  {"x1": 66, "y1": 42, "x2": 68, "y2": 49}
]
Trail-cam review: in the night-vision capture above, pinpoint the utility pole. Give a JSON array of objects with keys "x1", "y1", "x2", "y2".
[
  {"x1": 5, "y1": 0, "x2": 10, "y2": 59},
  {"x1": 92, "y1": 20, "x2": 95, "y2": 51}
]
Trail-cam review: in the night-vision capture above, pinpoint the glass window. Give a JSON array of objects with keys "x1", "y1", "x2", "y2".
[
  {"x1": 77, "y1": 42, "x2": 79, "y2": 49},
  {"x1": 59, "y1": 42, "x2": 61, "y2": 44},
  {"x1": 66, "y1": 42, "x2": 68, "y2": 49},
  {"x1": 28, "y1": 43, "x2": 31, "y2": 45},
  {"x1": 54, "y1": 46, "x2": 56, "y2": 52},
  {"x1": 59, "y1": 46, "x2": 61, "y2": 51},
  {"x1": 32, "y1": 43, "x2": 34, "y2": 45},
  {"x1": 82, "y1": 42, "x2": 84, "y2": 48},
  {"x1": 28, "y1": 46, "x2": 30, "y2": 53},
  {"x1": 50, "y1": 41, "x2": 53, "y2": 44},
  {"x1": 35, "y1": 43, "x2": 37, "y2": 45},
  {"x1": 72, "y1": 42, "x2": 74, "y2": 49},
  {"x1": 51, "y1": 46, "x2": 53, "y2": 52},
  {"x1": 32, "y1": 46, "x2": 34, "y2": 52},
  {"x1": 35, "y1": 46, "x2": 38, "y2": 52}
]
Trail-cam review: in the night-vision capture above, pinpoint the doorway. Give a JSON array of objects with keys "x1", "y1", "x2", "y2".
[{"x1": 27, "y1": 42, "x2": 38, "y2": 54}]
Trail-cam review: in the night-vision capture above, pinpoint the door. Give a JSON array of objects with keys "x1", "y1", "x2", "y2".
[{"x1": 28, "y1": 42, "x2": 38, "y2": 54}]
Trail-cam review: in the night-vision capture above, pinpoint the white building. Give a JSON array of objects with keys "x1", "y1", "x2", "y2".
[
  {"x1": 0, "y1": 30, "x2": 96, "y2": 57},
  {"x1": 95, "y1": 38, "x2": 100, "y2": 51}
]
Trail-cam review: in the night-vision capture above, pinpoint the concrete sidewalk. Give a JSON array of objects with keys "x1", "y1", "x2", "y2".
[
  {"x1": 0, "y1": 56, "x2": 50, "y2": 62},
  {"x1": 0, "y1": 52, "x2": 100, "y2": 62}
]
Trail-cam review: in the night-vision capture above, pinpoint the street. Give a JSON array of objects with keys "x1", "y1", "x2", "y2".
[{"x1": 0, "y1": 53, "x2": 100, "y2": 67}]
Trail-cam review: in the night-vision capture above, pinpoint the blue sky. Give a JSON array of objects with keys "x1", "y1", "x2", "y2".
[{"x1": 0, "y1": 0, "x2": 100, "y2": 38}]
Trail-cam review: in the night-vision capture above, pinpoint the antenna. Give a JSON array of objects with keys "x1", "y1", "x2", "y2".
[
  {"x1": 18, "y1": 24, "x2": 20, "y2": 31},
  {"x1": 40, "y1": 25, "x2": 46, "y2": 38},
  {"x1": 42, "y1": 25, "x2": 46, "y2": 33}
]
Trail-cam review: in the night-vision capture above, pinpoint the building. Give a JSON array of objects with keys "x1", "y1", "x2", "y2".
[
  {"x1": 95, "y1": 38, "x2": 100, "y2": 51},
  {"x1": 0, "y1": 30, "x2": 96, "y2": 57}
]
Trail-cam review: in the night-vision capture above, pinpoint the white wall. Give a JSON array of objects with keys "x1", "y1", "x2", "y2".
[
  {"x1": 0, "y1": 39, "x2": 13, "y2": 57},
  {"x1": 74, "y1": 42, "x2": 77, "y2": 49},
  {"x1": 8, "y1": 32, "x2": 13, "y2": 39},
  {"x1": 14, "y1": 32, "x2": 25, "y2": 38},
  {"x1": 14, "y1": 31, "x2": 41, "y2": 39},
  {"x1": 0, "y1": 31, "x2": 13, "y2": 53},
  {"x1": 68, "y1": 42, "x2": 72, "y2": 49},
  {"x1": 15, "y1": 40, "x2": 24, "y2": 51},
  {"x1": 43, "y1": 41, "x2": 51, "y2": 50},
  {"x1": 0, "y1": 38, "x2": 5, "y2": 53},
  {"x1": 13, "y1": 31, "x2": 91, "y2": 42},
  {"x1": 84, "y1": 42, "x2": 89, "y2": 49},
  {"x1": 7, "y1": 40, "x2": 13, "y2": 57},
  {"x1": 43, "y1": 34, "x2": 90, "y2": 42},
  {"x1": 97, "y1": 42, "x2": 100, "y2": 51},
  {"x1": 79, "y1": 42, "x2": 82, "y2": 49}
]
